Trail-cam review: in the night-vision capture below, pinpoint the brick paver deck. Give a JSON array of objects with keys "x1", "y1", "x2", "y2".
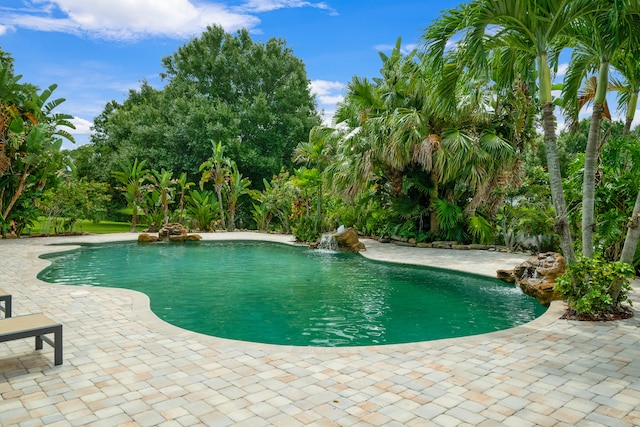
[{"x1": 1, "y1": 232, "x2": 639, "y2": 426}]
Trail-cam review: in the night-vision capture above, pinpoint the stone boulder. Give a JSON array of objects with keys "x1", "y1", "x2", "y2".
[
  {"x1": 334, "y1": 227, "x2": 366, "y2": 253},
  {"x1": 138, "y1": 233, "x2": 159, "y2": 243},
  {"x1": 497, "y1": 252, "x2": 566, "y2": 305},
  {"x1": 136, "y1": 223, "x2": 202, "y2": 243},
  {"x1": 159, "y1": 223, "x2": 188, "y2": 242}
]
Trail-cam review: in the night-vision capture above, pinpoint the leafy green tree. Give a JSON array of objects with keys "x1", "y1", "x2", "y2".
[
  {"x1": 88, "y1": 25, "x2": 321, "y2": 188},
  {"x1": 40, "y1": 178, "x2": 111, "y2": 234},
  {"x1": 161, "y1": 25, "x2": 321, "y2": 185},
  {"x1": 0, "y1": 58, "x2": 74, "y2": 235}
]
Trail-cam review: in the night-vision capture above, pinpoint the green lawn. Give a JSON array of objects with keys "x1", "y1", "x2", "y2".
[{"x1": 27, "y1": 219, "x2": 142, "y2": 235}]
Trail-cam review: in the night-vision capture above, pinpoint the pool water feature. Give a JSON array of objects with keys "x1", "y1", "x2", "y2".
[{"x1": 38, "y1": 241, "x2": 547, "y2": 347}]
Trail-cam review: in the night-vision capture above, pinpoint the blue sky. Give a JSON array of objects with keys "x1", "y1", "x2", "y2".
[{"x1": 0, "y1": 0, "x2": 457, "y2": 148}]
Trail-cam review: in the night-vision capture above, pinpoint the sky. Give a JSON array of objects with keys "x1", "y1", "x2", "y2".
[{"x1": 0, "y1": 1, "x2": 635, "y2": 151}]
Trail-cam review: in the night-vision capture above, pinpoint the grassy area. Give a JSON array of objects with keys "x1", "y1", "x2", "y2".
[{"x1": 27, "y1": 219, "x2": 142, "y2": 235}]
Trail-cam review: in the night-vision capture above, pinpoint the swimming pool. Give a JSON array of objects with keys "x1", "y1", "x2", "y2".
[{"x1": 38, "y1": 241, "x2": 546, "y2": 346}]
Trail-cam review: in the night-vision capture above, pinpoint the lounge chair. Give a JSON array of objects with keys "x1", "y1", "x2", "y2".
[
  {"x1": 0, "y1": 313, "x2": 63, "y2": 365},
  {"x1": 0, "y1": 290, "x2": 10, "y2": 318}
]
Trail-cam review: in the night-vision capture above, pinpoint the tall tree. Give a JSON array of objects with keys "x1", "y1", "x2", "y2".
[
  {"x1": 88, "y1": 25, "x2": 320, "y2": 189},
  {"x1": 160, "y1": 25, "x2": 321, "y2": 186},
  {"x1": 423, "y1": 0, "x2": 603, "y2": 263},
  {"x1": 0, "y1": 60, "x2": 74, "y2": 233},
  {"x1": 561, "y1": 2, "x2": 637, "y2": 257},
  {"x1": 613, "y1": 14, "x2": 640, "y2": 265}
]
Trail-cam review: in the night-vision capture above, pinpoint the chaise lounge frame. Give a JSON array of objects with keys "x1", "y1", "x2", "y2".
[
  {"x1": 0, "y1": 313, "x2": 63, "y2": 366},
  {"x1": 0, "y1": 289, "x2": 11, "y2": 318}
]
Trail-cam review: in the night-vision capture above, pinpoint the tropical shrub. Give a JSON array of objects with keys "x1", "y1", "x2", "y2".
[
  {"x1": 292, "y1": 215, "x2": 320, "y2": 242},
  {"x1": 467, "y1": 215, "x2": 494, "y2": 244},
  {"x1": 555, "y1": 256, "x2": 634, "y2": 317},
  {"x1": 186, "y1": 190, "x2": 219, "y2": 231},
  {"x1": 435, "y1": 199, "x2": 465, "y2": 242}
]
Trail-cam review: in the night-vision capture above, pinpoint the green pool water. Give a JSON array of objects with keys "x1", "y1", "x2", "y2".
[{"x1": 38, "y1": 241, "x2": 546, "y2": 346}]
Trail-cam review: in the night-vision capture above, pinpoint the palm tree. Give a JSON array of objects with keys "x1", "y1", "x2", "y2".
[
  {"x1": 226, "y1": 161, "x2": 251, "y2": 231},
  {"x1": 293, "y1": 126, "x2": 337, "y2": 233},
  {"x1": 199, "y1": 141, "x2": 230, "y2": 229},
  {"x1": 613, "y1": 20, "x2": 640, "y2": 264},
  {"x1": 561, "y1": 3, "x2": 636, "y2": 257},
  {"x1": 112, "y1": 159, "x2": 149, "y2": 232},
  {"x1": 175, "y1": 172, "x2": 194, "y2": 224},
  {"x1": 423, "y1": 0, "x2": 604, "y2": 263},
  {"x1": 610, "y1": 49, "x2": 640, "y2": 137},
  {"x1": 149, "y1": 169, "x2": 175, "y2": 226}
]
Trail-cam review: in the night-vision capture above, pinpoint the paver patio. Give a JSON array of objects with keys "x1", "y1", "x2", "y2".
[{"x1": 1, "y1": 232, "x2": 639, "y2": 426}]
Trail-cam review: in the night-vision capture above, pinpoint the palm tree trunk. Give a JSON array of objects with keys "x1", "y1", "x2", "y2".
[
  {"x1": 429, "y1": 170, "x2": 439, "y2": 235},
  {"x1": 582, "y1": 102, "x2": 605, "y2": 258},
  {"x1": 315, "y1": 182, "x2": 322, "y2": 233},
  {"x1": 537, "y1": 54, "x2": 575, "y2": 263},
  {"x1": 620, "y1": 190, "x2": 640, "y2": 264},
  {"x1": 215, "y1": 185, "x2": 226, "y2": 229},
  {"x1": 620, "y1": 90, "x2": 639, "y2": 263},
  {"x1": 623, "y1": 91, "x2": 638, "y2": 136},
  {"x1": 131, "y1": 206, "x2": 138, "y2": 233},
  {"x1": 582, "y1": 63, "x2": 609, "y2": 258},
  {"x1": 541, "y1": 102, "x2": 576, "y2": 263}
]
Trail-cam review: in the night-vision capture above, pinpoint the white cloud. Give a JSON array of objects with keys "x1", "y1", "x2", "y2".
[
  {"x1": 556, "y1": 63, "x2": 569, "y2": 77},
  {"x1": 319, "y1": 109, "x2": 335, "y2": 126},
  {"x1": 239, "y1": 0, "x2": 336, "y2": 14},
  {"x1": 1, "y1": 0, "x2": 261, "y2": 40},
  {"x1": 0, "y1": 24, "x2": 8, "y2": 35},
  {"x1": 317, "y1": 94, "x2": 344, "y2": 105},
  {"x1": 310, "y1": 80, "x2": 345, "y2": 126},
  {"x1": 69, "y1": 116, "x2": 93, "y2": 134},
  {"x1": 0, "y1": 0, "x2": 337, "y2": 41},
  {"x1": 310, "y1": 79, "x2": 344, "y2": 105},
  {"x1": 580, "y1": 106, "x2": 593, "y2": 117},
  {"x1": 373, "y1": 42, "x2": 418, "y2": 56},
  {"x1": 309, "y1": 79, "x2": 344, "y2": 93}
]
